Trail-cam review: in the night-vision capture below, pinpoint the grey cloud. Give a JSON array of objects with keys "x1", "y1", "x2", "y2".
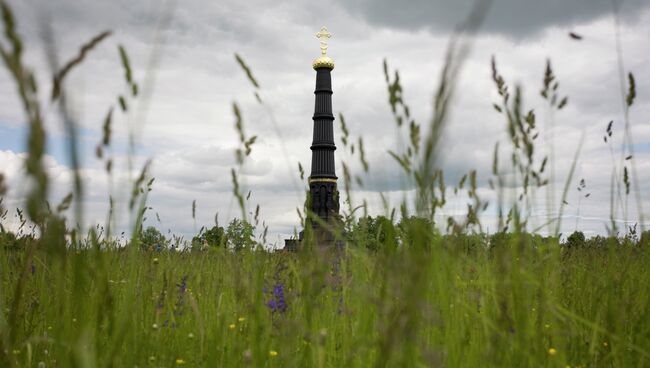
[
  {"x1": 176, "y1": 144, "x2": 233, "y2": 167},
  {"x1": 338, "y1": 0, "x2": 649, "y2": 38}
]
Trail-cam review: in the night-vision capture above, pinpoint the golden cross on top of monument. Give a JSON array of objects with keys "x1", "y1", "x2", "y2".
[
  {"x1": 316, "y1": 26, "x2": 331, "y2": 56},
  {"x1": 312, "y1": 26, "x2": 334, "y2": 70}
]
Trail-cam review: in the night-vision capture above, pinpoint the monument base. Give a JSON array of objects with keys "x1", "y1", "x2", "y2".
[{"x1": 283, "y1": 228, "x2": 344, "y2": 252}]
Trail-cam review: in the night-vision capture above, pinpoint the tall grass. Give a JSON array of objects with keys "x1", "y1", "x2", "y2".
[
  {"x1": 2, "y1": 235, "x2": 650, "y2": 367},
  {"x1": 1, "y1": 1, "x2": 649, "y2": 367}
]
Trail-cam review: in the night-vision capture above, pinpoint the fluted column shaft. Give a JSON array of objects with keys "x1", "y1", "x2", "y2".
[
  {"x1": 308, "y1": 67, "x2": 339, "y2": 225},
  {"x1": 310, "y1": 68, "x2": 337, "y2": 178}
]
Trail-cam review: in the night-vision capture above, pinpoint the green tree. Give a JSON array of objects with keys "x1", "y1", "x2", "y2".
[
  {"x1": 397, "y1": 216, "x2": 436, "y2": 249},
  {"x1": 191, "y1": 225, "x2": 226, "y2": 250},
  {"x1": 349, "y1": 215, "x2": 397, "y2": 251},
  {"x1": 225, "y1": 218, "x2": 255, "y2": 250},
  {"x1": 139, "y1": 226, "x2": 167, "y2": 251},
  {"x1": 565, "y1": 230, "x2": 586, "y2": 249}
]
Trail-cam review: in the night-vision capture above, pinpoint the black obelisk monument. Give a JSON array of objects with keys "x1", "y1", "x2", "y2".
[
  {"x1": 285, "y1": 27, "x2": 341, "y2": 250},
  {"x1": 307, "y1": 26, "x2": 340, "y2": 245}
]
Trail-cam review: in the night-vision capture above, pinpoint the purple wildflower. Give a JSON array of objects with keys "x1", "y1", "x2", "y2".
[
  {"x1": 174, "y1": 276, "x2": 188, "y2": 317},
  {"x1": 176, "y1": 276, "x2": 188, "y2": 294},
  {"x1": 267, "y1": 283, "x2": 287, "y2": 313}
]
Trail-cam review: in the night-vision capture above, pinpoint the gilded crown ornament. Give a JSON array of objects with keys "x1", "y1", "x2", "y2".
[{"x1": 313, "y1": 26, "x2": 335, "y2": 70}]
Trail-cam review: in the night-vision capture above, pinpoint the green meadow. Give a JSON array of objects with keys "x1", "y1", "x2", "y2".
[{"x1": 2, "y1": 235, "x2": 650, "y2": 367}]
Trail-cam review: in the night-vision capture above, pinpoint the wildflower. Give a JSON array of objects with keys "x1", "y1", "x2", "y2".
[
  {"x1": 153, "y1": 257, "x2": 159, "y2": 264},
  {"x1": 187, "y1": 333, "x2": 194, "y2": 339},
  {"x1": 269, "y1": 350, "x2": 278, "y2": 357},
  {"x1": 267, "y1": 283, "x2": 287, "y2": 314},
  {"x1": 603, "y1": 341, "x2": 608, "y2": 347},
  {"x1": 152, "y1": 323, "x2": 159, "y2": 330},
  {"x1": 238, "y1": 317, "x2": 246, "y2": 322},
  {"x1": 548, "y1": 348, "x2": 557, "y2": 356},
  {"x1": 175, "y1": 358, "x2": 186, "y2": 365},
  {"x1": 177, "y1": 276, "x2": 188, "y2": 294},
  {"x1": 229, "y1": 323, "x2": 236, "y2": 330}
]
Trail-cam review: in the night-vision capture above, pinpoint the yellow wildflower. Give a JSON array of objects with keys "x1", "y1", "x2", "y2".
[
  {"x1": 238, "y1": 317, "x2": 246, "y2": 322},
  {"x1": 269, "y1": 350, "x2": 278, "y2": 357},
  {"x1": 229, "y1": 323, "x2": 236, "y2": 330},
  {"x1": 175, "y1": 358, "x2": 185, "y2": 365},
  {"x1": 548, "y1": 348, "x2": 557, "y2": 356}
]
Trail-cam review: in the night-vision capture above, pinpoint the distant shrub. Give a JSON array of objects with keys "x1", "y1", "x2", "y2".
[
  {"x1": 565, "y1": 231, "x2": 586, "y2": 249},
  {"x1": 139, "y1": 226, "x2": 167, "y2": 251},
  {"x1": 397, "y1": 216, "x2": 437, "y2": 250},
  {"x1": 486, "y1": 232, "x2": 555, "y2": 253},
  {"x1": 191, "y1": 225, "x2": 226, "y2": 250},
  {"x1": 640, "y1": 231, "x2": 650, "y2": 248},
  {"x1": 584, "y1": 235, "x2": 608, "y2": 248},
  {"x1": 347, "y1": 215, "x2": 398, "y2": 251},
  {"x1": 225, "y1": 218, "x2": 255, "y2": 250},
  {"x1": 441, "y1": 233, "x2": 487, "y2": 253},
  {"x1": 0, "y1": 231, "x2": 29, "y2": 250}
]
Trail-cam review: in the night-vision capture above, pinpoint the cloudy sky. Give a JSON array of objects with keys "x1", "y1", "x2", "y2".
[{"x1": 1, "y1": 0, "x2": 649, "y2": 244}]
